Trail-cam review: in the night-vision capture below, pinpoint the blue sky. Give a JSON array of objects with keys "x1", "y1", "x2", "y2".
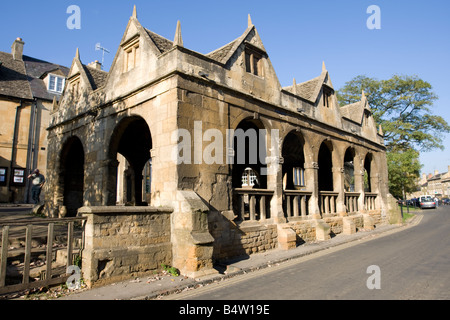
[{"x1": 1, "y1": 0, "x2": 449, "y2": 175}]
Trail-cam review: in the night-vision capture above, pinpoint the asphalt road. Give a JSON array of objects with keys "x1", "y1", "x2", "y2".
[{"x1": 167, "y1": 207, "x2": 450, "y2": 300}]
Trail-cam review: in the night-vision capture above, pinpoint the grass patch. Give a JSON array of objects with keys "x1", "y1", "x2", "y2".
[{"x1": 402, "y1": 211, "x2": 415, "y2": 223}]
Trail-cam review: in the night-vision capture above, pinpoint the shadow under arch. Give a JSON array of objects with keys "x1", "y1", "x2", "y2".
[
  {"x1": 59, "y1": 136, "x2": 85, "y2": 217},
  {"x1": 106, "y1": 115, "x2": 152, "y2": 206},
  {"x1": 317, "y1": 140, "x2": 334, "y2": 192},
  {"x1": 281, "y1": 130, "x2": 306, "y2": 190}
]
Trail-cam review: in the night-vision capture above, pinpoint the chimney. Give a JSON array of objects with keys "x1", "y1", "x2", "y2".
[
  {"x1": 11, "y1": 37, "x2": 24, "y2": 61},
  {"x1": 87, "y1": 60, "x2": 102, "y2": 70},
  {"x1": 434, "y1": 170, "x2": 439, "y2": 176}
]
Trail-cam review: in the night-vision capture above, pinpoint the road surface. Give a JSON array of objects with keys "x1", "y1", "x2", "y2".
[{"x1": 166, "y1": 207, "x2": 449, "y2": 300}]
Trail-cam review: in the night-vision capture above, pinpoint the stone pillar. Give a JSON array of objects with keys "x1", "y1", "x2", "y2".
[
  {"x1": 101, "y1": 159, "x2": 119, "y2": 206},
  {"x1": 333, "y1": 166, "x2": 347, "y2": 216},
  {"x1": 354, "y1": 157, "x2": 365, "y2": 213},
  {"x1": 266, "y1": 155, "x2": 285, "y2": 223},
  {"x1": 305, "y1": 161, "x2": 320, "y2": 218}
]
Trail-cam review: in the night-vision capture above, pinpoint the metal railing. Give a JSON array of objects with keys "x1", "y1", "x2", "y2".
[
  {"x1": 234, "y1": 188, "x2": 274, "y2": 221},
  {"x1": 0, "y1": 217, "x2": 86, "y2": 295}
]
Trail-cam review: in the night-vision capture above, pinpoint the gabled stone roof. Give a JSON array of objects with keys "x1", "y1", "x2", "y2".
[
  {"x1": 145, "y1": 28, "x2": 174, "y2": 55},
  {"x1": 83, "y1": 65, "x2": 108, "y2": 90}
]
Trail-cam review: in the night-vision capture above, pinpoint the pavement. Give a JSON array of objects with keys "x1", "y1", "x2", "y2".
[{"x1": 53, "y1": 213, "x2": 422, "y2": 301}]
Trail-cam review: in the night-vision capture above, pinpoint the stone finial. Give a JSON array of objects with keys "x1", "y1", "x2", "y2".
[
  {"x1": 173, "y1": 20, "x2": 183, "y2": 47},
  {"x1": 361, "y1": 89, "x2": 366, "y2": 100},
  {"x1": 322, "y1": 61, "x2": 327, "y2": 73},
  {"x1": 75, "y1": 47, "x2": 80, "y2": 60},
  {"x1": 248, "y1": 14, "x2": 253, "y2": 28},
  {"x1": 132, "y1": 5, "x2": 137, "y2": 19},
  {"x1": 379, "y1": 124, "x2": 384, "y2": 136},
  {"x1": 292, "y1": 78, "x2": 297, "y2": 95}
]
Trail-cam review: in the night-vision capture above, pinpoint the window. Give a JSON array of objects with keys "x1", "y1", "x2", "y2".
[
  {"x1": 48, "y1": 75, "x2": 65, "y2": 93},
  {"x1": 293, "y1": 167, "x2": 305, "y2": 187},
  {"x1": 70, "y1": 78, "x2": 81, "y2": 100},
  {"x1": 123, "y1": 38, "x2": 140, "y2": 72},
  {"x1": 244, "y1": 46, "x2": 264, "y2": 77},
  {"x1": 322, "y1": 86, "x2": 333, "y2": 108},
  {"x1": 242, "y1": 168, "x2": 259, "y2": 188}
]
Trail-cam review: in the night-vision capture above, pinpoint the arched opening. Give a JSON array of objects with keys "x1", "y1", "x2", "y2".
[
  {"x1": 232, "y1": 118, "x2": 267, "y2": 189},
  {"x1": 364, "y1": 153, "x2": 373, "y2": 192},
  {"x1": 344, "y1": 147, "x2": 356, "y2": 192},
  {"x1": 231, "y1": 118, "x2": 270, "y2": 221},
  {"x1": 318, "y1": 142, "x2": 333, "y2": 191},
  {"x1": 108, "y1": 116, "x2": 152, "y2": 206},
  {"x1": 281, "y1": 131, "x2": 305, "y2": 190},
  {"x1": 60, "y1": 137, "x2": 85, "y2": 217}
]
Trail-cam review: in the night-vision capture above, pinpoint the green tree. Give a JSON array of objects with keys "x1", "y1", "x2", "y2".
[
  {"x1": 387, "y1": 149, "x2": 422, "y2": 199},
  {"x1": 337, "y1": 74, "x2": 450, "y2": 197},
  {"x1": 337, "y1": 74, "x2": 449, "y2": 152}
]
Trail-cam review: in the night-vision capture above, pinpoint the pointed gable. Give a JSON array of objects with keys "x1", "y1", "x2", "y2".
[
  {"x1": 283, "y1": 63, "x2": 332, "y2": 104},
  {"x1": 206, "y1": 15, "x2": 267, "y2": 67},
  {"x1": 340, "y1": 91, "x2": 375, "y2": 127}
]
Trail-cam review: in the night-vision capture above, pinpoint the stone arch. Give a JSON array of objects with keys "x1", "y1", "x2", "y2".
[
  {"x1": 231, "y1": 116, "x2": 268, "y2": 189},
  {"x1": 343, "y1": 146, "x2": 356, "y2": 192},
  {"x1": 59, "y1": 136, "x2": 85, "y2": 217},
  {"x1": 317, "y1": 140, "x2": 334, "y2": 191},
  {"x1": 281, "y1": 130, "x2": 305, "y2": 190},
  {"x1": 107, "y1": 115, "x2": 152, "y2": 206},
  {"x1": 363, "y1": 152, "x2": 378, "y2": 192}
]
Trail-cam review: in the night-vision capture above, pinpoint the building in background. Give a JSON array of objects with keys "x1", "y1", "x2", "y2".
[
  {"x1": 411, "y1": 166, "x2": 450, "y2": 199},
  {"x1": 0, "y1": 38, "x2": 69, "y2": 203}
]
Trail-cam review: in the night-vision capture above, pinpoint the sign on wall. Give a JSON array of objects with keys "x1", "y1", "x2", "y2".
[{"x1": 12, "y1": 168, "x2": 26, "y2": 186}]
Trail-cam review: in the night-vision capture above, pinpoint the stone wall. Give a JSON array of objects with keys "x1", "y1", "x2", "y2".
[
  {"x1": 288, "y1": 220, "x2": 317, "y2": 244},
  {"x1": 79, "y1": 206, "x2": 173, "y2": 287},
  {"x1": 208, "y1": 211, "x2": 278, "y2": 261}
]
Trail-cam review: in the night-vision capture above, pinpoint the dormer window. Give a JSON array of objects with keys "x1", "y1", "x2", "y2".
[
  {"x1": 123, "y1": 37, "x2": 140, "y2": 72},
  {"x1": 48, "y1": 74, "x2": 65, "y2": 93},
  {"x1": 244, "y1": 43, "x2": 265, "y2": 77}
]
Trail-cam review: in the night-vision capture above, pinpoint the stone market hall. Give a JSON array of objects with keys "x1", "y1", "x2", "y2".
[{"x1": 45, "y1": 7, "x2": 396, "y2": 286}]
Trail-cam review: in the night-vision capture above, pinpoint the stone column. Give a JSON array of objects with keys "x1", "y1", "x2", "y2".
[
  {"x1": 333, "y1": 166, "x2": 347, "y2": 216},
  {"x1": 266, "y1": 155, "x2": 285, "y2": 223},
  {"x1": 305, "y1": 161, "x2": 320, "y2": 218},
  {"x1": 353, "y1": 157, "x2": 365, "y2": 213},
  {"x1": 101, "y1": 159, "x2": 119, "y2": 206}
]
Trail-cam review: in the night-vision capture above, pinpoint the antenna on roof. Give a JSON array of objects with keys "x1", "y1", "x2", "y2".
[{"x1": 95, "y1": 43, "x2": 110, "y2": 69}]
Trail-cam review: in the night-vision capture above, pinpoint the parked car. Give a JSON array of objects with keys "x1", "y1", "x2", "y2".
[
  {"x1": 442, "y1": 198, "x2": 450, "y2": 205},
  {"x1": 418, "y1": 195, "x2": 436, "y2": 209}
]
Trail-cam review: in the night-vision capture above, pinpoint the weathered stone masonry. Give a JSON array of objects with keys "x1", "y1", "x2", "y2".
[{"x1": 45, "y1": 7, "x2": 399, "y2": 286}]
